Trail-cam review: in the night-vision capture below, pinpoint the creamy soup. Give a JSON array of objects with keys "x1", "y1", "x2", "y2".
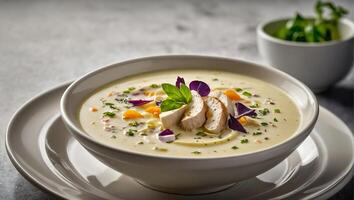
[{"x1": 79, "y1": 69, "x2": 300, "y2": 157}]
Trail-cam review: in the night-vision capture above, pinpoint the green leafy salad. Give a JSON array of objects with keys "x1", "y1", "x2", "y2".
[{"x1": 275, "y1": 1, "x2": 348, "y2": 43}]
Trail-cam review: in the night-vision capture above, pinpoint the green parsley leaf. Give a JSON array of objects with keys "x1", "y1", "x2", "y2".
[
  {"x1": 241, "y1": 139, "x2": 249, "y2": 144},
  {"x1": 126, "y1": 129, "x2": 137, "y2": 136},
  {"x1": 242, "y1": 91, "x2": 252, "y2": 97},
  {"x1": 235, "y1": 88, "x2": 243, "y2": 92},
  {"x1": 150, "y1": 84, "x2": 160, "y2": 88},
  {"x1": 253, "y1": 131, "x2": 262, "y2": 135},
  {"x1": 261, "y1": 122, "x2": 268, "y2": 126},
  {"x1": 103, "y1": 112, "x2": 116, "y2": 118},
  {"x1": 231, "y1": 146, "x2": 239, "y2": 150}
]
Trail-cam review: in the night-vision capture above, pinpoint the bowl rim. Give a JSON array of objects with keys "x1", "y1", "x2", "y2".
[
  {"x1": 60, "y1": 55, "x2": 319, "y2": 161},
  {"x1": 257, "y1": 17, "x2": 354, "y2": 47}
]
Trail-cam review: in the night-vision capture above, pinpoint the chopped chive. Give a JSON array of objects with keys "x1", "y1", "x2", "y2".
[
  {"x1": 261, "y1": 122, "x2": 268, "y2": 126},
  {"x1": 235, "y1": 88, "x2": 243, "y2": 92},
  {"x1": 212, "y1": 78, "x2": 219, "y2": 81},
  {"x1": 103, "y1": 112, "x2": 116, "y2": 118},
  {"x1": 191, "y1": 151, "x2": 201, "y2": 154},
  {"x1": 137, "y1": 141, "x2": 144, "y2": 145},
  {"x1": 253, "y1": 131, "x2": 262, "y2": 135},
  {"x1": 231, "y1": 146, "x2": 239, "y2": 150},
  {"x1": 274, "y1": 109, "x2": 281, "y2": 113},
  {"x1": 111, "y1": 135, "x2": 117, "y2": 139},
  {"x1": 150, "y1": 84, "x2": 160, "y2": 88},
  {"x1": 241, "y1": 139, "x2": 249, "y2": 144},
  {"x1": 274, "y1": 118, "x2": 278, "y2": 122},
  {"x1": 264, "y1": 137, "x2": 269, "y2": 140},
  {"x1": 242, "y1": 91, "x2": 252, "y2": 97}
]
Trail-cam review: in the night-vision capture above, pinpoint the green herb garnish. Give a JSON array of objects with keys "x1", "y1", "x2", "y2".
[
  {"x1": 126, "y1": 129, "x2": 137, "y2": 136},
  {"x1": 242, "y1": 91, "x2": 252, "y2": 98},
  {"x1": 103, "y1": 112, "x2": 116, "y2": 118},
  {"x1": 231, "y1": 146, "x2": 239, "y2": 150},
  {"x1": 235, "y1": 88, "x2": 243, "y2": 92},
  {"x1": 274, "y1": 109, "x2": 281, "y2": 113},
  {"x1": 160, "y1": 83, "x2": 192, "y2": 112},
  {"x1": 123, "y1": 87, "x2": 136, "y2": 94},
  {"x1": 265, "y1": 137, "x2": 269, "y2": 140},
  {"x1": 191, "y1": 151, "x2": 201, "y2": 154},
  {"x1": 241, "y1": 139, "x2": 249, "y2": 144},
  {"x1": 259, "y1": 108, "x2": 270, "y2": 116},
  {"x1": 253, "y1": 131, "x2": 262, "y2": 135},
  {"x1": 150, "y1": 84, "x2": 160, "y2": 88},
  {"x1": 261, "y1": 122, "x2": 269, "y2": 126},
  {"x1": 105, "y1": 102, "x2": 119, "y2": 110},
  {"x1": 274, "y1": 118, "x2": 278, "y2": 122}
]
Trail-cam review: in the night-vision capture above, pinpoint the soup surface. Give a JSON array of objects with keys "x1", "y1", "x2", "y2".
[{"x1": 79, "y1": 69, "x2": 300, "y2": 157}]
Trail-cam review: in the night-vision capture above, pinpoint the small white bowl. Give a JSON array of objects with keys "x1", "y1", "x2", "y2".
[
  {"x1": 60, "y1": 55, "x2": 318, "y2": 194},
  {"x1": 257, "y1": 18, "x2": 354, "y2": 93}
]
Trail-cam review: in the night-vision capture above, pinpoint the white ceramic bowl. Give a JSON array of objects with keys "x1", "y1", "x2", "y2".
[
  {"x1": 60, "y1": 55, "x2": 318, "y2": 194},
  {"x1": 257, "y1": 18, "x2": 354, "y2": 93}
]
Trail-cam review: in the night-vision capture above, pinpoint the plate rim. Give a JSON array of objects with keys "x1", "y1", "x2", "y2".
[{"x1": 5, "y1": 82, "x2": 354, "y2": 200}]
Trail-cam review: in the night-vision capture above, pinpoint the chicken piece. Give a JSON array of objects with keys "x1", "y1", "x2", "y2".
[
  {"x1": 160, "y1": 105, "x2": 187, "y2": 129},
  {"x1": 181, "y1": 91, "x2": 207, "y2": 130},
  {"x1": 210, "y1": 91, "x2": 234, "y2": 114},
  {"x1": 204, "y1": 96, "x2": 228, "y2": 134}
]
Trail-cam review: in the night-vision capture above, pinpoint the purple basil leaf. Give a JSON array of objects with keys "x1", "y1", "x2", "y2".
[
  {"x1": 158, "y1": 129, "x2": 175, "y2": 142},
  {"x1": 235, "y1": 102, "x2": 257, "y2": 118},
  {"x1": 175, "y1": 76, "x2": 186, "y2": 88},
  {"x1": 189, "y1": 80, "x2": 210, "y2": 97},
  {"x1": 228, "y1": 114, "x2": 247, "y2": 133},
  {"x1": 159, "y1": 129, "x2": 174, "y2": 136},
  {"x1": 128, "y1": 99, "x2": 153, "y2": 106}
]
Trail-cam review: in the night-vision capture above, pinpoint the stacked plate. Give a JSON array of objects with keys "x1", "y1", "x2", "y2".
[{"x1": 6, "y1": 56, "x2": 354, "y2": 200}]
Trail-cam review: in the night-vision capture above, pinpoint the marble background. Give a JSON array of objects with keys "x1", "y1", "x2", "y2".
[{"x1": 0, "y1": 0, "x2": 353, "y2": 199}]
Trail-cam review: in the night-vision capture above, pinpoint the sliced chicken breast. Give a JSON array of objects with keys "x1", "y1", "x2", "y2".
[
  {"x1": 210, "y1": 91, "x2": 234, "y2": 114},
  {"x1": 160, "y1": 105, "x2": 187, "y2": 129},
  {"x1": 204, "y1": 96, "x2": 228, "y2": 134},
  {"x1": 181, "y1": 91, "x2": 207, "y2": 130}
]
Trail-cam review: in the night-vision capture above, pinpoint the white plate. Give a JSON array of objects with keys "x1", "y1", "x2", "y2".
[{"x1": 6, "y1": 83, "x2": 354, "y2": 200}]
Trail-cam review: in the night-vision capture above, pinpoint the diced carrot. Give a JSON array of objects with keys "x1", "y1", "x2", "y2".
[
  {"x1": 145, "y1": 106, "x2": 161, "y2": 118},
  {"x1": 238, "y1": 116, "x2": 248, "y2": 125},
  {"x1": 89, "y1": 107, "x2": 98, "y2": 112},
  {"x1": 123, "y1": 110, "x2": 143, "y2": 119},
  {"x1": 224, "y1": 89, "x2": 241, "y2": 101}
]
